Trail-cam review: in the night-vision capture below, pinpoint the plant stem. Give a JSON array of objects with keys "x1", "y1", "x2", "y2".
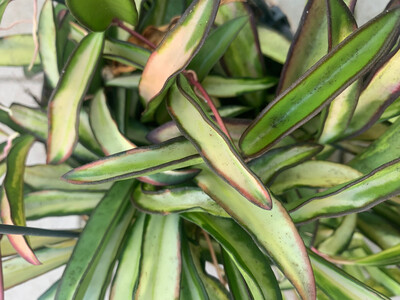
[
  {"x1": 112, "y1": 18, "x2": 157, "y2": 50},
  {"x1": 202, "y1": 230, "x2": 226, "y2": 286}
]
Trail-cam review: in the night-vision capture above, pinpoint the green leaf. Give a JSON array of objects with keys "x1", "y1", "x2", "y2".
[
  {"x1": 0, "y1": 0, "x2": 11, "y2": 23},
  {"x1": 350, "y1": 117, "x2": 400, "y2": 173},
  {"x1": 215, "y1": 2, "x2": 266, "y2": 107},
  {"x1": 188, "y1": 16, "x2": 248, "y2": 81},
  {"x1": 38, "y1": 0, "x2": 59, "y2": 88},
  {"x1": 184, "y1": 213, "x2": 282, "y2": 300},
  {"x1": 271, "y1": 160, "x2": 362, "y2": 194},
  {"x1": 240, "y1": 8, "x2": 400, "y2": 156},
  {"x1": 139, "y1": 0, "x2": 219, "y2": 121},
  {"x1": 110, "y1": 213, "x2": 146, "y2": 300},
  {"x1": 3, "y1": 241, "x2": 74, "y2": 290},
  {"x1": 63, "y1": 137, "x2": 202, "y2": 183},
  {"x1": 1, "y1": 135, "x2": 39, "y2": 265},
  {"x1": 202, "y1": 75, "x2": 277, "y2": 98},
  {"x1": 135, "y1": 214, "x2": 181, "y2": 299},
  {"x1": 48, "y1": 32, "x2": 104, "y2": 164},
  {"x1": 289, "y1": 158, "x2": 400, "y2": 223},
  {"x1": 66, "y1": 0, "x2": 138, "y2": 32},
  {"x1": 105, "y1": 74, "x2": 141, "y2": 89},
  {"x1": 25, "y1": 164, "x2": 112, "y2": 191},
  {"x1": 257, "y1": 26, "x2": 291, "y2": 64},
  {"x1": 38, "y1": 280, "x2": 59, "y2": 300},
  {"x1": 24, "y1": 190, "x2": 103, "y2": 220},
  {"x1": 194, "y1": 166, "x2": 315, "y2": 300},
  {"x1": 1, "y1": 236, "x2": 70, "y2": 257},
  {"x1": 56, "y1": 180, "x2": 134, "y2": 299},
  {"x1": 169, "y1": 75, "x2": 272, "y2": 210},
  {"x1": 346, "y1": 47, "x2": 400, "y2": 137},
  {"x1": 248, "y1": 143, "x2": 322, "y2": 184},
  {"x1": 0, "y1": 34, "x2": 40, "y2": 66},
  {"x1": 133, "y1": 185, "x2": 228, "y2": 217},
  {"x1": 0, "y1": 224, "x2": 79, "y2": 239},
  {"x1": 309, "y1": 251, "x2": 388, "y2": 299}
]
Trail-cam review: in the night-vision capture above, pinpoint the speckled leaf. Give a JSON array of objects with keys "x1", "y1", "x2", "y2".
[
  {"x1": 309, "y1": 251, "x2": 388, "y2": 299},
  {"x1": 110, "y1": 214, "x2": 146, "y2": 300},
  {"x1": 202, "y1": 75, "x2": 277, "y2": 98},
  {"x1": 289, "y1": 158, "x2": 400, "y2": 223},
  {"x1": 168, "y1": 75, "x2": 272, "y2": 210},
  {"x1": 1, "y1": 135, "x2": 39, "y2": 265},
  {"x1": 346, "y1": 47, "x2": 400, "y2": 137},
  {"x1": 48, "y1": 32, "x2": 104, "y2": 164},
  {"x1": 3, "y1": 242, "x2": 74, "y2": 290},
  {"x1": 135, "y1": 214, "x2": 181, "y2": 300},
  {"x1": 56, "y1": 180, "x2": 134, "y2": 300},
  {"x1": 66, "y1": 0, "x2": 138, "y2": 32},
  {"x1": 24, "y1": 190, "x2": 103, "y2": 220},
  {"x1": 240, "y1": 8, "x2": 400, "y2": 157},
  {"x1": 194, "y1": 166, "x2": 315, "y2": 300},
  {"x1": 184, "y1": 213, "x2": 282, "y2": 300},
  {"x1": 38, "y1": 0, "x2": 59, "y2": 88},
  {"x1": 188, "y1": 16, "x2": 248, "y2": 81},
  {"x1": 0, "y1": 35, "x2": 40, "y2": 66},
  {"x1": 271, "y1": 161, "x2": 362, "y2": 194},
  {"x1": 139, "y1": 0, "x2": 219, "y2": 121},
  {"x1": 63, "y1": 137, "x2": 202, "y2": 183},
  {"x1": 133, "y1": 185, "x2": 228, "y2": 217}
]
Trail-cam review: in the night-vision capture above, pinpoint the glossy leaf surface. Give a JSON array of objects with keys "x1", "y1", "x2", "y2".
[
  {"x1": 48, "y1": 32, "x2": 104, "y2": 163},
  {"x1": 240, "y1": 8, "x2": 400, "y2": 156}
]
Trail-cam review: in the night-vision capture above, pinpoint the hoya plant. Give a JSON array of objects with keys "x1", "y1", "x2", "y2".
[{"x1": 0, "y1": 0, "x2": 399, "y2": 299}]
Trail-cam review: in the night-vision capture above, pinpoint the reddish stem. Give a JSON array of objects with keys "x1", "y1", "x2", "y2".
[
  {"x1": 184, "y1": 71, "x2": 233, "y2": 141},
  {"x1": 112, "y1": 19, "x2": 156, "y2": 50}
]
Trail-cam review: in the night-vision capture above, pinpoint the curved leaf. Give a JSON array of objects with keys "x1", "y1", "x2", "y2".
[
  {"x1": 257, "y1": 26, "x2": 291, "y2": 64},
  {"x1": 289, "y1": 158, "x2": 400, "y2": 223},
  {"x1": 66, "y1": 0, "x2": 138, "y2": 32},
  {"x1": 194, "y1": 166, "x2": 315, "y2": 300},
  {"x1": 63, "y1": 137, "x2": 202, "y2": 183},
  {"x1": 48, "y1": 32, "x2": 104, "y2": 164},
  {"x1": 168, "y1": 75, "x2": 272, "y2": 209},
  {"x1": 240, "y1": 8, "x2": 400, "y2": 156},
  {"x1": 1, "y1": 135, "x2": 39, "y2": 265}
]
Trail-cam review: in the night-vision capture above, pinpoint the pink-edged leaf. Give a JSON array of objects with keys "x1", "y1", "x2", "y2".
[
  {"x1": 139, "y1": 0, "x2": 220, "y2": 121},
  {"x1": 47, "y1": 32, "x2": 104, "y2": 164},
  {"x1": 1, "y1": 135, "x2": 40, "y2": 265}
]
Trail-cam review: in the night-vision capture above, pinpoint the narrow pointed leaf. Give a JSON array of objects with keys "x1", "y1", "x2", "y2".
[
  {"x1": 38, "y1": 280, "x2": 59, "y2": 300},
  {"x1": 139, "y1": 0, "x2": 219, "y2": 121},
  {"x1": 202, "y1": 76, "x2": 277, "y2": 98},
  {"x1": 25, "y1": 164, "x2": 111, "y2": 191},
  {"x1": 135, "y1": 214, "x2": 181, "y2": 300},
  {"x1": 169, "y1": 75, "x2": 272, "y2": 209},
  {"x1": 63, "y1": 137, "x2": 202, "y2": 183},
  {"x1": 66, "y1": 0, "x2": 138, "y2": 32},
  {"x1": 110, "y1": 214, "x2": 146, "y2": 300},
  {"x1": 289, "y1": 158, "x2": 400, "y2": 223},
  {"x1": 24, "y1": 190, "x2": 103, "y2": 220},
  {"x1": 1, "y1": 135, "x2": 39, "y2": 265},
  {"x1": 48, "y1": 32, "x2": 104, "y2": 164},
  {"x1": 133, "y1": 185, "x2": 228, "y2": 217},
  {"x1": 309, "y1": 251, "x2": 388, "y2": 299},
  {"x1": 271, "y1": 161, "x2": 362, "y2": 194},
  {"x1": 0, "y1": 224, "x2": 79, "y2": 239},
  {"x1": 346, "y1": 47, "x2": 400, "y2": 136},
  {"x1": 248, "y1": 144, "x2": 323, "y2": 184},
  {"x1": 0, "y1": 35, "x2": 40, "y2": 66},
  {"x1": 188, "y1": 16, "x2": 248, "y2": 81},
  {"x1": 1, "y1": 236, "x2": 70, "y2": 257},
  {"x1": 194, "y1": 166, "x2": 315, "y2": 300},
  {"x1": 184, "y1": 213, "x2": 282, "y2": 300},
  {"x1": 3, "y1": 242, "x2": 74, "y2": 290},
  {"x1": 240, "y1": 8, "x2": 400, "y2": 156},
  {"x1": 56, "y1": 180, "x2": 134, "y2": 299},
  {"x1": 38, "y1": 0, "x2": 59, "y2": 88},
  {"x1": 0, "y1": 0, "x2": 11, "y2": 23}
]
